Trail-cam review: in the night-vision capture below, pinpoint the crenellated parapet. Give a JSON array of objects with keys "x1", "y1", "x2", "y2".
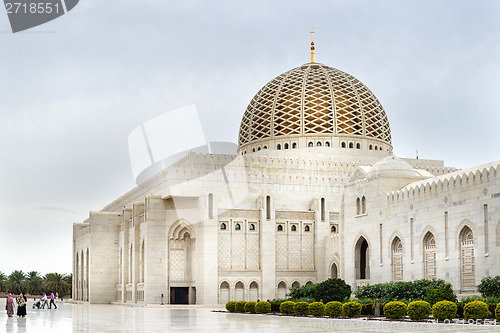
[{"x1": 386, "y1": 161, "x2": 499, "y2": 204}]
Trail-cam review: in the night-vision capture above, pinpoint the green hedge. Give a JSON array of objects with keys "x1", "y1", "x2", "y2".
[
  {"x1": 226, "y1": 301, "x2": 236, "y2": 312},
  {"x1": 255, "y1": 301, "x2": 271, "y2": 314},
  {"x1": 361, "y1": 303, "x2": 374, "y2": 316},
  {"x1": 325, "y1": 301, "x2": 343, "y2": 318},
  {"x1": 279, "y1": 301, "x2": 295, "y2": 315},
  {"x1": 235, "y1": 301, "x2": 247, "y2": 313},
  {"x1": 463, "y1": 300, "x2": 488, "y2": 320},
  {"x1": 424, "y1": 285, "x2": 457, "y2": 305},
  {"x1": 495, "y1": 304, "x2": 500, "y2": 321},
  {"x1": 244, "y1": 301, "x2": 256, "y2": 313},
  {"x1": 308, "y1": 302, "x2": 324, "y2": 316},
  {"x1": 288, "y1": 278, "x2": 352, "y2": 303},
  {"x1": 432, "y1": 300, "x2": 457, "y2": 321},
  {"x1": 294, "y1": 301, "x2": 309, "y2": 315},
  {"x1": 407, "y1": 301, "x2": 431, "y2": 320},
  {"x1": 477, "y1": 276, "x2": 500, "y2": 297},
  {"x1": 343, "y1": 301, "x2": 362, "y2": 317},
  {"x1": 270, "y1": 299, "x2": 285, "y2": 312},
  {"x1": 354, "y1": 279, "x2": 451, "y2": 301},
  {"x1": 383, "y1": 301, "x2": 407, "y2": 319}
]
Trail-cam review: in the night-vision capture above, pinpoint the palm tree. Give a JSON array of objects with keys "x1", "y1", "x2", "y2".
[
  {"x1": 0, "y1": 271, "x2": 7, "y2": 293},
  {"x1": 44, "y1": 273, "x2": 71, "y2": 296},
  {"x1": 7, "y1": 270, "x2": 27, "y2": 294},
  {"x1": 26, "y1": 271, "x2": 44, "y2": 295},
  {"x1": 62, "y1": 273, "x2": 72, "y2": 296}
]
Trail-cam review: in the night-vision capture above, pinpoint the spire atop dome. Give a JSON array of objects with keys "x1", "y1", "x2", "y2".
[{"x1": 310, "y1": 28, "x2": 316, "y2": 63}]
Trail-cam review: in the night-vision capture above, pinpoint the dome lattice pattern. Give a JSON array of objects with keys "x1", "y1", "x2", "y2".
[{"x1": 238, "y1": 63, "x2": 391, "y2": 148}]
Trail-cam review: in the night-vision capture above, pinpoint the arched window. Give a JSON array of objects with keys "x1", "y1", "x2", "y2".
[
  {"x1": 304, "y1": 225, "x2": 310, "y2": 232},
  {"x1": 235, "y1": 223, "x2": 241, "y2": 230},
  {"x1": 220, "y1": 223, "x2": 226, "y2": 230},
  {"x1": 257, "y1": 147, "x2": 261, "y2": 151},
  {"x1": 325, "y1": 141, "x2": 330, "y2": 147},
  {"x1": 277, "y1": 144, "x2": 281, "y2": 150},
  {"x1": 252, "y1": 148, "x2": 255, "y2": 152},
  {"x1": 356, "y1": 198, "x2": 361, "y2": 215},
  {"x1": 308, "y1": 142, "x2": 313, "y2": 147},
  {"x1": 379, "y1": 146, "x2": 383, "y2": 151},
  {"x1": 460, "y1": 226, "x2": 475, "y2": 289},
  {"x1": 291, "y1": 225, "x2": 297, "y2": 232},
  {"x1": 423, "y1": 232, "x2": 436, "y2": 279},
  {"x1": 292, "y1": 142, "x2": 297, "y2": 148},
  {"x1": 361, "y1": 196, "x2": 366, "y2": 214},
  {"x1": 266, "y1": 195, "x2": 271, "y2": 220},
  {"x1": 392, "y1": 237, "x2": 403, "y2": 281},
  {"x1": 263, "y1": 146, "x2": 267, "y2": 149},
  {"x1": 208, "y1": 193, "x2": 214, "y2": 218},
  {"x1": 369, "y1": 144, "x2": 373, "y2": 150},
  {"x1": 249, "y1": 223, "x2": 255, "y2": 231},
  {"x1": 356, "y1": 143, "x2": 361, "y2": 149},
  {"x1": 374, "y1": 145, "x2": 378, "y2": 150},
  {"x1": 284, "y1": 143, "x2": 289, "y2": 149},
  {"x1": 341, "y1": 142, "x2": 346, "y2": 148},
  {"x1": 349, "y1": 142, "x2": 354, "y2": 148},
  {"x1": 320, "y1": 198, "x2": 326, "y2": 221},
  {"x1": 317, "y1": 142, "x2": 322, "y2": 147},
  {"x1": 331, "y1": 263, "x2": 338, "y2": 278},
  {"x1": 331, "y1": 225, "x2": 337, "y2": 233},
  {"x1": 277, "y1": 225, "x2": 283, "y2": 232}
]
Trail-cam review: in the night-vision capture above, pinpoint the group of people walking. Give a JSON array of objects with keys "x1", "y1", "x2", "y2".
[{"x1": 5, "y1": 292, "x2": 58, "y2": 318}]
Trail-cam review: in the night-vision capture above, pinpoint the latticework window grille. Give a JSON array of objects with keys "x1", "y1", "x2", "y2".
[
  {"x1": 238, "y1": 63, "x2": 391, "y2": 149},
  {"x1": 392, "y1": 238, "x2": 403, "y2": 281}
]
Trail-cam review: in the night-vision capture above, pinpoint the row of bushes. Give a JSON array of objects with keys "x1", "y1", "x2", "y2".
[
  {"x1": 287, "y1": 278, "x2": 352, "y2": 303},
  {"x1": 226, "y1": 299, "x2": 500, "y2": 321}
]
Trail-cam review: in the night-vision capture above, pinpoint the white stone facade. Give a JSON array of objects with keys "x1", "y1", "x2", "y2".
[{"x1": 72, "y1": 61, "x2": 500, "y2": 304}]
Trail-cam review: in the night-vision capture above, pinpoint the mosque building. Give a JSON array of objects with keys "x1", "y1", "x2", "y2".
[{"x1": 72, "y1": 35, "x2": 500, "y2": 304}]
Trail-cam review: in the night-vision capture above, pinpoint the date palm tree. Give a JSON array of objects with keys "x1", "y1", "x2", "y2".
[
  {"x1": 7, "y1": 270, "x2": 27, "y2": 294},
  {"x1": 27, "y1": 271, "x2": 44, "y2": 295},
  {"x1": 44, "y1": 273, "x2": 71, "y2": 296},
  {"x1": 0, "y1": 271, "x2": 7, "y2": 293}
]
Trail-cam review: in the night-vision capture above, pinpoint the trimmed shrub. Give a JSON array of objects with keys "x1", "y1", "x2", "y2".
[
  {"x1": 270, "y1": 299, "x2": 285, "y2": 312},
  {"x1": 325, "y1": 301, "x2": 343, "y2": 318},
  {"x1": 354, "y1": 279, "x2": 450, "y2": 301},
  {"x1": 244, "y1": 301, "x2": 256, "y2": 314},
  {"x1": 407, "y1": 301, "x2": 431, "y2": 320},
  {"x1": 255, "y1": 301, "x2": 271, "y2": 314},
  {"x1": 495, "y1": 303, "x2": 500, "y2": 321},
  {"x1": 343, "y1": 301, "x2": 362, "y2": 318},
  {"x1": 313, "y1": 278, "x2": 352, "y2": 303},
  {"x1": 456, "y1": 303, "x2": 464, "y2": 318},
  {"x1": 383, "y1": 301, "x2": 407, "y2": 319},
  {"x1": 308, "y1": 302, "x2": 325, "y2": 316},
  {"x1": 488, "y1": 303, "x2": 497, "y2": 318},
  {"x1": 477, "y1": 276, "x2": 500, "y2": 297},
  {"x1": 279, "y1": 301, "x2": 295, "y2": 315},
  {"x1": 294, "y1": 301, "x2": 309, "y2": 315},
  {"x1": 463, "y1": 300, "x2": 488, "y2": 320},
  {"x1": 432, "y1": 300, "x2": 457, "y2": 321},
  {"x1": 361, "y1": 303, "x2": 374, "y2": 316},
  {"x1": 288, "y1": 284, "x2": 317, "y2": 300},
  {"x1": 226, "y1": 301, "x2": 236, "y2": 313},
  {"x1": 424, "y1": 285, "x2": 457, "y2": 305},
  {"x1": 235, "y1": 301, "x2": 247, "y2": 313}
]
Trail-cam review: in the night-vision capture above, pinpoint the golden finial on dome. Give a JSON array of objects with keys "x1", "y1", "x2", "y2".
[{"x1": 310, "y1": 28, "x2": 316, "y2": 63}]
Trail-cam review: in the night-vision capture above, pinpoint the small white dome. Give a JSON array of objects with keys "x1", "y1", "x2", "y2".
[{"x1": 368, "y1": 155, "x2": 419, "y2": 178}]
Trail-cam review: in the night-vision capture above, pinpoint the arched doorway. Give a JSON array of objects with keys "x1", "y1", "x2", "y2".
[
  {"x1": 423, "y1": 232, "x2": 436, "y2": 279},
  {"x1": 234, "y1": 281, "x2": 244, "y2": 301},
  {"x1": 249, "y1": 282, "x2": 259, "y2": 302},
  {"x1": 331, "y1": 263, "x2": 338, "y2": 278},
  {"x1": 291, "y1": 281, "x2": 300, "y2": 289},
  {"x1": 355, "y1": 237, "x2": 370, "y2": 281},
  {"x1": 460, "y1": 226, "x2": 475, "y2": 289},
  {"x1": 277, "y1": 281, "x2": 287, "y2": 299},
  {"x1": 219, "y1": 281, "x2": 230, "y2": 304},
  {"x1": 168, "y1": 220, "x2": 196, "y2": 304}
]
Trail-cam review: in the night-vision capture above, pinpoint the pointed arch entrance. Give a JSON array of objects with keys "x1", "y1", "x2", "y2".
[
  {"x1": 423, "y1": 232, "x2": 436, "y2": 279},
  {"x1": 354, "y1": 236, "x2": 370, "y2": 281},
  {"x1": 459, "y1": 226, "x2": 475, "y2": 289}
]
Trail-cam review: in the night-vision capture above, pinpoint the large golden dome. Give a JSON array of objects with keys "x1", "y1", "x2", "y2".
[{"x1": 238, "y1": 62, "x2": 392, "y2": 154}]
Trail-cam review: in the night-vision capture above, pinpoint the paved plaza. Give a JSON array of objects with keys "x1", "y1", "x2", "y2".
[{"x1": 1, "y1": 301, "x2": 500, "y2": 332}]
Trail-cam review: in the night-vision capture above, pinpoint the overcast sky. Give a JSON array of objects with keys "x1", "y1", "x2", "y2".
[{"x1": 0, "y1": 1, "x2": 498, "y2": 276}]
